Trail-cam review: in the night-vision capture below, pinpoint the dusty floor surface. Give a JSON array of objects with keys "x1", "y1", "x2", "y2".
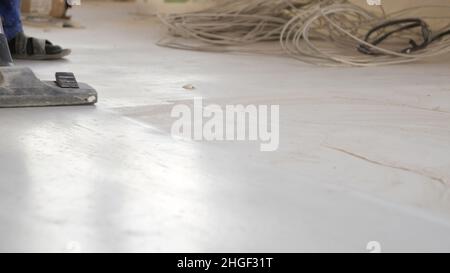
[{"x1": 1, "y1": 2, "x2": 450, "y2": 252}]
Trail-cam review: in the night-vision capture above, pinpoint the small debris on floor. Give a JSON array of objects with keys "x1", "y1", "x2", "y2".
[{"x1": 182, "y1": 84, "x2": 195, "y2": 90}]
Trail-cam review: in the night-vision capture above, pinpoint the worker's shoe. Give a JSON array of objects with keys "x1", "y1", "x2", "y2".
[{"x1": 8, "y1": 32, "x2": 71, "y2": 60}]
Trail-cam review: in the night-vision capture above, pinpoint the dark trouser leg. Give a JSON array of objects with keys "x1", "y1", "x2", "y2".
[{"x1": 0, "y1": 0, "x2": 23, "y2": 41}]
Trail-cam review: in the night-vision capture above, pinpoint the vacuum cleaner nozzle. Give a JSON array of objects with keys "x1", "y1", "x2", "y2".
[{"x1": 0, "y1": 67, "x2": 98, "y2": 108}]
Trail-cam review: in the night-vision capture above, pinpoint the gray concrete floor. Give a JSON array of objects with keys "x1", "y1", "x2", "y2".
[{"x1": 1, "y1": 2, "x2": 450, "y2": 252}]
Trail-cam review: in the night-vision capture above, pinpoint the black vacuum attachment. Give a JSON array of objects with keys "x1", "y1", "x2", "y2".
[
  {"x1": 0, "y1": 22, "x2": 97, "y2": 108},
  {"x1": 0, "y1": 67, "x2": 98, "y2": 107}
]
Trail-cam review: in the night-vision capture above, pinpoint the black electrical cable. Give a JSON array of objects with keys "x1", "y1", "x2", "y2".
[
  {"x1": 359, "y1": 18, "x2": 450, "y2": 56},
  {"x1": 431, "y1": 29, "x2": 450, "y2": 43},
  {"x1": 358, "y1": 18, "x2": 431, "y2": 55}
]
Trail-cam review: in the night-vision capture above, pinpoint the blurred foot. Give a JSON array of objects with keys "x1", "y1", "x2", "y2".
[{"x1": 8, "y1": 32, "x2": 71, "y2": 60}]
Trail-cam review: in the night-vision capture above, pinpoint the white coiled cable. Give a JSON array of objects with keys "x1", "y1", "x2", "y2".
[{"x1": 158, "y1": 0, "x2": 450, "y2": 66}]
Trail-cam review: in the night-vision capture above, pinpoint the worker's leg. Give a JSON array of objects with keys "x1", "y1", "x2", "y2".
[
  {"x1": 0, "y1": 0, "x2": 23, "y2": 41},
  {"x1": 0, "y1": 0, "x2": 70, "y2": 60}
]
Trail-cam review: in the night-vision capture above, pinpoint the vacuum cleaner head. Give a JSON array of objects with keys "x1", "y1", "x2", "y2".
[
  {"x1": 0, "y1": 20, "x2": 97, "y2": 108},
  {"x1": 0, "y1": 66, "x2": 98, "y2": 108}
]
